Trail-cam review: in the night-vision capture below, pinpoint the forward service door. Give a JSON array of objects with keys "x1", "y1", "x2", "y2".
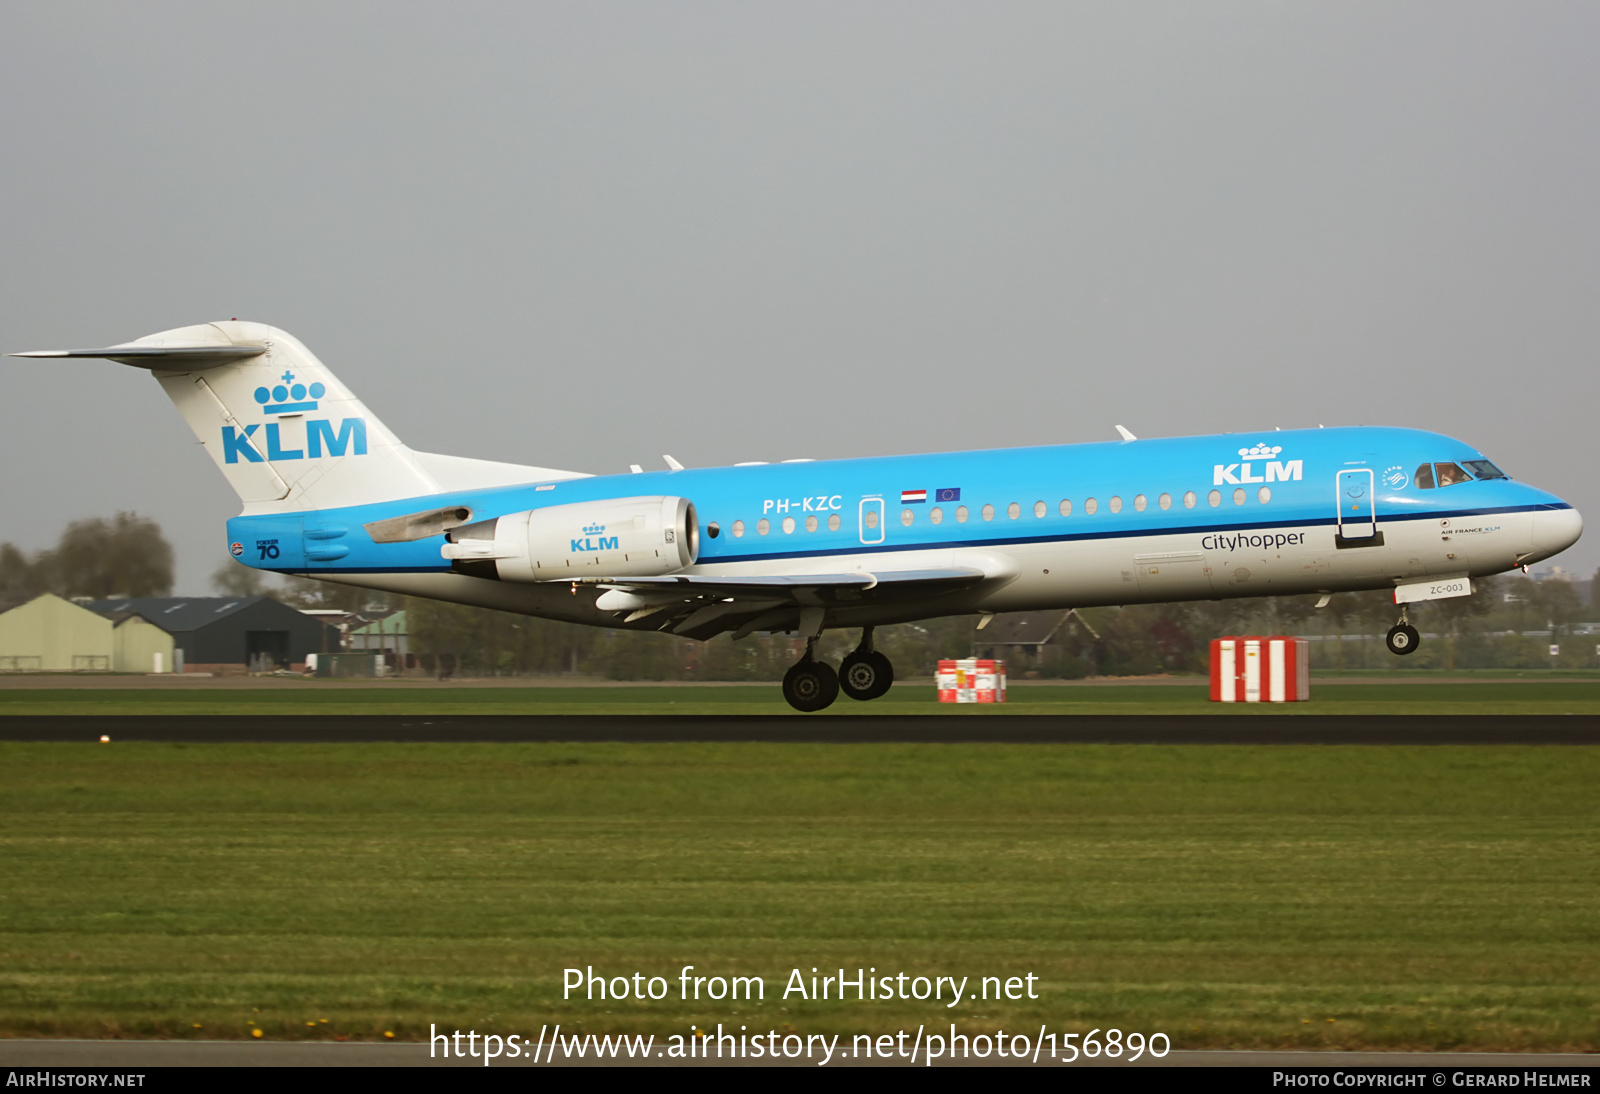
[{"x1": 1336, "y1": 469, "x2": 1377, "y2": 543}]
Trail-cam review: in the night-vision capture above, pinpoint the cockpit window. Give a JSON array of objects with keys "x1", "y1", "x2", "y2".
[{"x1": 1417, "y1": 461, "x2": 1487, "y2": 488}]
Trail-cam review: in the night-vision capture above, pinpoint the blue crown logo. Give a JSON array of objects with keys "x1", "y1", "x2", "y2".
[
  {"x1": 1238, "y1": 442, "x2": 1283, "y2": 459},
  {"x1": 583, "y1": 523, "x2": 606, "y2": 535},
  {"x1": 253, "y1": 370, "x2": 326, "y2": 415}
]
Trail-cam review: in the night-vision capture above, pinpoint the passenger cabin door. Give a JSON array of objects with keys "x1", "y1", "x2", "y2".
[
  {"x1": 1336, "y1": 469, "x2": 1377, "y2": 543},
  {"x1": 859, "y1": 496, "x2": 885, "y2": 545}
]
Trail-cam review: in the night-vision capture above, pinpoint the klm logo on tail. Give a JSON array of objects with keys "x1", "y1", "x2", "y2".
[
  {"x1": 222, "y1": 370, "x2": 366, "y2": 464},
  {"x1": 222, "y1": 420, "x2": 367, "y2": 463},
  {"x1": 571, "y1": 523, "x2": 619, "y2": 552}
]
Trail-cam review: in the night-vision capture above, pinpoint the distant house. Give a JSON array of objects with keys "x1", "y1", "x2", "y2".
[
  {"x1": 977, "y1": 610, "x2": 1075, "y2": 655},
  {"x1": 85, "y1": 597, "x2": 339, "y2": 672}
]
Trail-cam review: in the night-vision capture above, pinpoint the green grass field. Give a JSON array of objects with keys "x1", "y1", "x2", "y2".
[
  {"x1": 1, "y1": 740, "x2": 1596, "y2": 1050},
  {"x1": 3, "y1": 680, "x2": 1600, "y2": 716}
]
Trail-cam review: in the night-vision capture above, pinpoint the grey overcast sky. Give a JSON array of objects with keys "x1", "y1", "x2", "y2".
[{"x1": 3, "y1": 2, "x2": 1596, "y2": 594}]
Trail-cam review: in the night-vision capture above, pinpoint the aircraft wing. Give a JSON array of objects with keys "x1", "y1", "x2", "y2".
[{"x1": 588, "y1": 567, "x2": 990, "y2": 640}]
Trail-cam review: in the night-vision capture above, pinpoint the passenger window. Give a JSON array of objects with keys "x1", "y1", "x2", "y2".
[
  {"x1": 707, "y1": 522, "x2": 720, "y2": 538},
  {"x1": 864, "y1": 510, "x2": 879, "y2": 531},
  {"x1": 1184, "y1": 491, "x2": 1196, "y2": 509},
  {"x1": 930, "y1": 507, "x2": 943, "y2": 525},
  {"x1": 782, "y1": 516, "x2": 796, "y2": 534},
  {"x1": 1007, "y1": 502, "x2": 1021, "y2": 519},
  {"x1": 1208, "y1": 490, "x2": 1221, "y2": 508},
  {"x1": 828, "y1": 513, "x2": 841, "y2": 531},
  {"x1": 757, "y1": 518, "x2": 770, "y2": 535},
  {"x1": 1033, "y1": 501, "x2": 1046, "y2": 518},
  {"x1": 1232, "y1": 488, "x2": 1245, "y2": 506},
  {"x1": 1436, "y1": 462, "x2": 1471, "y2": 487},
  {"x1": 1133, "y1": 494, "x2": 1147, "y2": 512},
  {"x1": 956, "y1": 506, "x2": 969, "y2": 523},
  {"x1": 805, "y1": 514, "x2": 818, "y2": 532},
  {"x1": 1158, "y1": 493, "x2": 1171, "y2": 510},
  {"x1": 1257, "y1": 486, "x2": 1270, "y2": 504},
  {"x1": 901, "y1": 509, "x2": 914, "y2": 526},
  {"x1": 982, "y1": 504, "x2": 995, "y2": 521},
  {"x1": 1085, "y1": 498, "x2": 1098, "y2": 515},
  {"x1": 1059, "y1": 499, "x2": 1072, "y2": 516},
  {"x1": 1109, "y1": 496, "x2": 1123, "y2": 513},
  {"x1": 732, "y1": 520, "x2": 745, "y2": 538},
  {"x1": 1414, "y1": 464, "x2": 1435, "y2": 490}
]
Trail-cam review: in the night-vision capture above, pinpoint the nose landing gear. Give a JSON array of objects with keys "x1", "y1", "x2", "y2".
[
  {"x1": 1386, "y1": 606, "x2": 1421, "y2": 656},
  {"x1": 839, "y1": 627, "x2": 894, "y2": 701}
]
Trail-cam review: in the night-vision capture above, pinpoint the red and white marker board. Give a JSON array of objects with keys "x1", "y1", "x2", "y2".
[
  {"x1": 1209, "y1": 637, "x2": 1309, "y2": 703},
  {"x1": 936, "y1": 659, "x2": 1008, "y2": 703}
]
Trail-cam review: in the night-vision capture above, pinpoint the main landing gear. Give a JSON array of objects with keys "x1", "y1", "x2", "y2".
[
  {"x1": 1385, "y1": 606, "x2": 1421, "y2": 656},
  {"x1": 840, "y1": 627, "x2": 894, "y2": 702},
  {"x1": 781, "y1": 628, "x2": 896, "y2": 712},
  {"x1": 782, "y1": 645, "x2": 839, "y2": 712}
]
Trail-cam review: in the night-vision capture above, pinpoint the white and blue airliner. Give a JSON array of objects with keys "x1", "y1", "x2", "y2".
[{"x1": 13, "y1": 322, "x2": 1583, "y2": 710}]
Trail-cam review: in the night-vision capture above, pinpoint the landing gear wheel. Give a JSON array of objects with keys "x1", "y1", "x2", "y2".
[
  {"x1": 783, "y1": 658, "x2": 840, "y2": 712},
  {"x1": 1386, "y1": 624, "x2": 1421, "y2": 656},
  {"x1": 840, "y1": 650, "x2": 895, "y2": 701}
]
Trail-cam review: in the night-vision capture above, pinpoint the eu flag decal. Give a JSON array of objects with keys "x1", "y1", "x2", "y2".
[
  {"x1": 936, "y1": 487, "x2": 961, "y2": 502},
  {"x1": 901, "y1": 489, "x2": 927, "y2": 504}
]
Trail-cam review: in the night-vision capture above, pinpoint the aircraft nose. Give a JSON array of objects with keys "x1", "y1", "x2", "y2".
[{"x1": 1529, "y1": 506, "x2": 1583, "y2": 561}]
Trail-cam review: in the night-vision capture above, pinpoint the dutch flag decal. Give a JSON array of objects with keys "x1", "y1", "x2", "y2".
[{"x1": 901, "y1": 489, "x2": 927, "y2": 504}]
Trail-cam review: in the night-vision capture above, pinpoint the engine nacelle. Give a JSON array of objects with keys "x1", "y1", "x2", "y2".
[{"x1": 440, "y1": 496, "x2": 698, "y2": 581}]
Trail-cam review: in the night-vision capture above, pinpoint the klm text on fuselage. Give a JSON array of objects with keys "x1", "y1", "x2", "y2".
[{"x1": 1212, "y1": 460, "x2": 1302, "y2": 486}]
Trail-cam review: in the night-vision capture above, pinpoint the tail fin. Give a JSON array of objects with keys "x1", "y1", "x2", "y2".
[{"x1": 13, "y1": 321, "x2": 584, "y2": 512}]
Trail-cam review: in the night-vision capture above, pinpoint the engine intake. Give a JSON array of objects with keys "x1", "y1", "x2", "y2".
[{"x1": 440, "y1": 496, "x2": 698, "y2": 581}]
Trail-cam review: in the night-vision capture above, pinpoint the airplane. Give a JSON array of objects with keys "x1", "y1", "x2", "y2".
[{"x1": 12, "y1": 321, "x2": 1583, "y2": 710}]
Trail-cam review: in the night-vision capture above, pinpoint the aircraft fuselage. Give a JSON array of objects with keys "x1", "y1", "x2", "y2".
[{"x1": 227, "y1": 424, "x2": 1579, "y2": 632}]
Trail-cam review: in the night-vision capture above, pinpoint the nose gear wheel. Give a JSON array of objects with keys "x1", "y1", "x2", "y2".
[
  {"x1": 1385, "y1": 624, "x2": 1421, "y2": 655},
  {"x1": 1386, "y1": 605, "x2": 1421, "y2": 656}
]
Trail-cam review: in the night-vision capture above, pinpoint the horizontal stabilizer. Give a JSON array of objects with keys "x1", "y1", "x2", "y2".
[{"x1": 11, "y1": 345, "x2": 267, "y2": 369}]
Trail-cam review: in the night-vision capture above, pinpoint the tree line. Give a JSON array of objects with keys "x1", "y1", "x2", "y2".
[{"x1": 0, "y1": 513, "x2": 173, "y2": 603}]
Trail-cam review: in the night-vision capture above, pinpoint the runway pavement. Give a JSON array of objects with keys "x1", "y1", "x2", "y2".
[{"x1": 0, "y1": 714, "x2": 1597, "y2": 743}]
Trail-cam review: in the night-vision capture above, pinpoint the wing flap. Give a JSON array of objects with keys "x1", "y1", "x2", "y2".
[
  {"x1": 584, "y1": 567, "x2": 991, "y2": 639},
  {"x1": 592, "y1": 567, "x2": 987, "y2": 598}
]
